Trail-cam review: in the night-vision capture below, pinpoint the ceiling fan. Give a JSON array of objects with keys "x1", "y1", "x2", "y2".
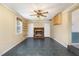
[{"x1": 30, "y1": 10, "x2": 48, "y2": 18}]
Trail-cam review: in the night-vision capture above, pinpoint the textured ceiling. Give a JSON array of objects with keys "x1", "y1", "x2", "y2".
[{"x1": 4, "y1": 3, "x2": 73, "y2": 21}]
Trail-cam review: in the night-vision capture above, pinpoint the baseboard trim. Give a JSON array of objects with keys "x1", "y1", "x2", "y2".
[
  {"x1": 56, "y1": 40, "x2": 67, "y2": 48},
  {"x1": 0, "y1": 38, "x2": 26, "y2": 56},
  {"x1": 50, "y1": 37, "x2": 67, "y2": 48}
]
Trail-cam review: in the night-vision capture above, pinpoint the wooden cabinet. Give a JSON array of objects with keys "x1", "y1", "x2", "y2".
[{"x1": 53, "y1": 13, "x2": 62, "y2": 25}]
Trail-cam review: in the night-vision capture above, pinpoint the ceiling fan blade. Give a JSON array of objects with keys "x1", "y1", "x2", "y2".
[
  {"x1": 34, "y1": 10, "x2": 38, "y2": 13},
  {"x1": 42, "y1": 12, "x2": 48, "y2": 14},
  {"x1": 40, "y1": 14, "x2": 47, "y2": 17},
  {"x1": 30, "y1": 14, "x2": 37, "y2": 16}
]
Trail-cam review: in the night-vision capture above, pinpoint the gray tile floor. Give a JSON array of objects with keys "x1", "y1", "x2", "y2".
[{"x1": 3, "y1": 38, "x2": 76, "y2": 56}]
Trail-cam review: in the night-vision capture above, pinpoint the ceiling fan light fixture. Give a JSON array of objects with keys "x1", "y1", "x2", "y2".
[{"x1": 30, "y1": 9, "x2": 48, "y2": 18}]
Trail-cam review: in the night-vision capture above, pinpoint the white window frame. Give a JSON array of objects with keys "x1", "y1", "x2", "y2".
[{"x1": 16, "y1": 17, "x2": 22, "y2": 35}]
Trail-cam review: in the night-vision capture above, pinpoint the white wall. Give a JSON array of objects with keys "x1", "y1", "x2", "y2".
[
  {"x1": 0, "y1": 5, "x2": 28, "y2": 55},
  {"x1": 51, "y1": 12, "x2": 70, "y2": 47},
  {"x1": 27, "y1": 23, "x2": 34, "y2": 37},
  {"x1": 72, "y1": 9, "x2": 79, "y2": 32},
  {"x1": 50, "y1": 4, "x2": 79, "y2": 47},
  {"x1": 27, "y1": 21, "x2": 50, "y2": 37},
  {"x1": 44, "y1": 22, "x2": 50, "y2": 37}
]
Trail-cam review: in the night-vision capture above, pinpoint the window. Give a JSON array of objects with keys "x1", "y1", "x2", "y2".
[{"x1": 16, "y1": 17, "x2": 22, "y2": 35}]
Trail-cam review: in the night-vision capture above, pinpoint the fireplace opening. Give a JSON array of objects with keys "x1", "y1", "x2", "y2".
[{"x1": 34, "y1": 28, "x2": 44, "y2": 39}]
